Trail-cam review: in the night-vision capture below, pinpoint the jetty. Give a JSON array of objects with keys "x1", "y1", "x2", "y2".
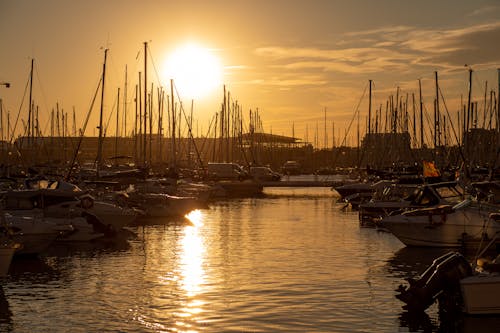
[{"x1": 260, "y1": 179, "x2": 344, "y2": 187}]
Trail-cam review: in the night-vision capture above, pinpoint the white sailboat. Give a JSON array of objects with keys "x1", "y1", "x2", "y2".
[{"x1": 380, "y1": 199, "x2": 500, "y2": 247}]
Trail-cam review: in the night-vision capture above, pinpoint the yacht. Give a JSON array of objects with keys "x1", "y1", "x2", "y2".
[
  {"x1": 379, "y1": 198, "x2": 500, "y2": 247},
  {"x1": 361, "y1": 181, "x2": 462, "y2": 227},
  {"x1": 3, "y1": 179, "x2": 138, "y2": 233}
]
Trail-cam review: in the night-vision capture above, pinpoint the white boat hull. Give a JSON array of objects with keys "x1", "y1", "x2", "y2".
[
  {"x1": 381, "y1": 205, "x2": 500, "y2": 247},
  {"x1": 87, "y1": 202, "x2": 138, "y2": 229},
  {"x1": 5, "y1": 214, "x2": 68, "y2": 254}
]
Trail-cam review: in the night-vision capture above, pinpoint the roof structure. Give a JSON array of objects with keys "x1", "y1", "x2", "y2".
[{"x1": 241, "y1": 132, "x2": 301, "y2": 144}]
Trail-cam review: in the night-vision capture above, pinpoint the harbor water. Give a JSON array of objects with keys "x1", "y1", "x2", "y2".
[{"x1": 1, "y1": 186, "x2": 498, "y2": 332}]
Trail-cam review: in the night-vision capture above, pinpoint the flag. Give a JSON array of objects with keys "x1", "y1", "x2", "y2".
[{"x1": 423, "y1": 161, "x2": 440, "y2": 178}]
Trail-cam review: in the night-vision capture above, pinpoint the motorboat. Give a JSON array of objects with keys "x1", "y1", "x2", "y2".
[
  {"x1": 395, "y1": 251, "x2": 473, "y2": 312},
  {"x1": 50, "y1": 216, "x2": 105, "y2": 242},
  {"x1": 360, "y1": 181, "x2": 463, "y2": 227},
  {"x1": 460, "y1": 217, "x2": 500, "y2": 315},
  {"x1": 2, "y1": 213, "x2": 68, "y2": 255},
  {"x1": 125, "y1": 191, "x2": 207, "y2": 218},
  {"x1": 2, "y1": 179, "x2": 138, "y2": 233},
  {"x1": 379, "y1": 199, "x2": 500, "y2": 247},
  {"x1": 210, "y1": 180, "x2": 264, "y2": 198},
  {"x1": 396, "y1": 231, "x2": 500, "y2": 315},
  {"x1": 460, "y1": 274, "x2": 500, "y2": 314},
  {"x1": 84, "y1": 199, "x2": 138, "y2": 230},
  {"x1": 333, "y1": 180, "x2": 394, "y2": 208},
  {"x1": 333, "y1": 179, "x2": 377, "y2": 199}
]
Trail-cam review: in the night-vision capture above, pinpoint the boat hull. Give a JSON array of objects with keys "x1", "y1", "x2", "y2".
[
  {"x1": 380, "y1": 206, "x2": 500, "y2": 247},
  {"x1": 0, "y1": 246, "x2": 16, "y2": 276},
  {"x1": 12, "y1": 232, "x2": 58, "y2": 256},
  {"x1": 460, "y1": 275, "x2": 500, "y2": 314},
  {"x1": 87, "y1": 202, "x2": 138, "y2": 229}
]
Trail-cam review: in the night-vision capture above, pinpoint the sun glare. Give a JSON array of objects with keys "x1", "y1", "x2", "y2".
[{"x1": 162, "y1": 43, "x2": 222, "y2": 99}]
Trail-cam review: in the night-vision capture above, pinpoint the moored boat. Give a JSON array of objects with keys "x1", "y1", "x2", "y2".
[
  {"x1": 210, "y1": 179, "x2": 264, "y2": 198},
  {"x1": 379, "y1": 200, "x2": 500, "y2": 248},
  {"x1": 2, "y1": 180, "x2": 139, "y2": 233},
  {"x1": 396, "y1": 232, "x2": 500, "y2": 316},
  {"x1": 361, "y1": 181, "x2": 463, "y2": 227},
  {"x1": 3, "y1": 213, "x2": 66, "y2": 256},
  {"x1": 125, "y1": 192, "x2": 206, "y2": 218},
  {"x1": 460, "y1": 274, "x2": 500, "y2": 315}
]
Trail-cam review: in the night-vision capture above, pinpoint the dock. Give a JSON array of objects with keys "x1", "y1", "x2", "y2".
[{"x1": 260, "y1": 180, "x2": 343, "y2": 187}]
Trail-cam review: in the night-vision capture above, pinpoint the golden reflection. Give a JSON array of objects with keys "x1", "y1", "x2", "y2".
[
  {"x1": 185, "y1": 210, "x2": 204, "y2": 227},
  {"x1": 180, "y1": 220, "x2": 204, "y2": 295},
  {"x1": 176, "y1": 209, "x2": 206, "y2": 332}
]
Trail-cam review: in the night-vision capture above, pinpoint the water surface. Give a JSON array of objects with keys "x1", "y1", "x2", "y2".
[{"x1": 1, "y1": 187, "x2": 496, "y2": 332}]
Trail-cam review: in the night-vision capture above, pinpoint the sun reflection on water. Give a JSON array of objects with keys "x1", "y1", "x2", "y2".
[
  {"x1": 185, "y1": 210, "x2": 204, "y2": 228},
  {"x1": 176, "y1": 209, "x2": 206, "y2": 331}
]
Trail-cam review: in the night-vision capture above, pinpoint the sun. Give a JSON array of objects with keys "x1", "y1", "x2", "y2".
[{"x1": 162, "y1": 43, "x2": 223, "y2": 100}]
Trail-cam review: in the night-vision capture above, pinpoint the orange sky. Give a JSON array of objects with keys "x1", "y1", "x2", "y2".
[{"x1": 1, "y1": 0, "x2": 500, "y2": 147}]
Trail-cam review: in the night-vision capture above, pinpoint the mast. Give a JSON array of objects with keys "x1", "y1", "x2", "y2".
[
  {"x1": 466, "y1": 68, "x2": 472, "y2": 132},
  {"x1": 96, "y1": 48, "x2": 108, "y2": 173},
  {"x1": 418, "y1": 79, "x2": 424, "y2": 148},
  {"x1": 324, "y1": 107, "x2": 327, "y2": 148},
  {"x1": 134, "y1": 84, "x2": 138, "y2": 163},
  {"x1": 114, "y1": 87, "x2": 120, "y2": 163},
  {"x1": 138, "y1": 72, "x2": 142, "y2": 164},
  {"x1": 0, "y1": 98, "x2": 3, "y2": 141},
  {"x1": 497, "y1": 69, "x2": 500, "y2": 133},
  {"x1": 332, "y1": 121, "x2": 335, "y2": 148},
  {"x1": 434, "y1": 71, "x2": 440, "y2": 148},
  {"x1": 221, "y1": 87, "x2": 226, "y2": 161},
  {"x1": 143, "y1": 42, "x2": 147, "y2": 167},
  {"x1": 412, "y1": 93, "x2": 416, "y2": 148},
  {"x1": 368, "y1": 79, "x2": 372, "y2": 135},
  {"x1": 56, "y1": 104, "x2": 60, "y2": 137},
  {"x1": 482, "y1": 81, "x2": 488, "y2": 128},
  {"x1": 188, "y1": 99, "x2": 193, "y2": 166},
  {"x1": 393, "y1": 87, "x2": 399, "y2": 133},
  {"x1": 72, "y1": 107, "x2": 76, "y2": 137},
  {"x1": 123, "y1": 65, "x2": 128, "y2": 137},
  {"x1": 158, "y1": 88, "x2": 163, "y2": 164},
  {"x1": 226, "y1": 91, "x2": 230, "y2": 161},
  {"x1": 27, "y1": 58, "x2": 34, "y2": 144},
  {"x1": 149, "y1": 85, "x2": 153, "y2": 166},
  {"x1": 171, "y1": 79, "x2": 176, "y2": 168}
]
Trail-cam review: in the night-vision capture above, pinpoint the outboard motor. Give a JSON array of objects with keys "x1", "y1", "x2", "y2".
[{"x1": 395, "y1": 252, "x2": 472, "y2": 312}]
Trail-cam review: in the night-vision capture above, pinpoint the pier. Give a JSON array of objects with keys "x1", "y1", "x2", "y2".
[{"x1": 260, "y1": 180, "x2": 344, "y2": 187}]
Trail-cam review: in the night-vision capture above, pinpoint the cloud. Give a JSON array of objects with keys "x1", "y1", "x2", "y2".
[
  {"x1": 344, "y1": 25, "x2": 414, "y2": 38},
  {"x1": 467, "y1": 5, "x2": 500, "y2": 17},
  {"x1": 254, "y1": 45, "x2": 418, "y2": 78},
  {"x1": 253, "y1": 21, "x2": 500, "y2": 81},
  {"x1": 403, "y1": 22, "x2": 500, "y2": 68}
]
